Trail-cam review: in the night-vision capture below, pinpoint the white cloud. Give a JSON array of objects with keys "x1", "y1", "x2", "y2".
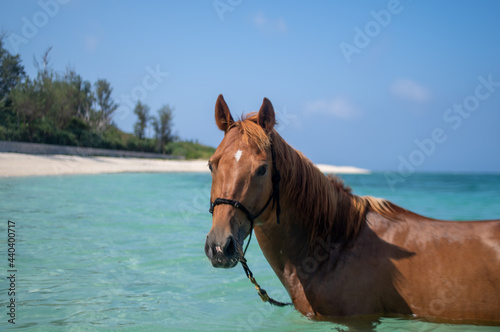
[
  {"x1": 390, "y1": 79, "x2": 431, "y2": 103},
  {"x1": 85, "y1": 36, "x2": 99, "y2": 53},
  {"x1": 253, "y1": 12, "x2": 266, "y2": 28},
  {"x1": 304, "y1": 97, "x2": 359, "y2": 119},
  {"x1": 252, "y1": 12, "x2": 287, "y2": 34},
  {"x1": 275, "y1": 18, "x2": 287, "y2": 33}
]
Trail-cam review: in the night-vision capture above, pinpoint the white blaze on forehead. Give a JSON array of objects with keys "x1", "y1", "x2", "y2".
[{"x1": 234, "y1": 150, "x2": 243, "y2": 162}]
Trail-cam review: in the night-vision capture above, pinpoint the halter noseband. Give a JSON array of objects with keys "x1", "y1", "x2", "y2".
[{"x1": 208, "y1": 143, "x2": 281, "y2": 226}]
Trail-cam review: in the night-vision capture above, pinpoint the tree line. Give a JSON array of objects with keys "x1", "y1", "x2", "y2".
[{"x1": 0, "y1": 37, "x2": 177, "y2": 154}]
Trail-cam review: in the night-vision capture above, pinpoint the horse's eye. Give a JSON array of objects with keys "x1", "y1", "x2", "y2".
[
  {"x1": 208, "y1": 162, "x2": 213, "y2": 172},
  {"x1": 256, "y1": 165, "x2": 267, "y2": 176}
]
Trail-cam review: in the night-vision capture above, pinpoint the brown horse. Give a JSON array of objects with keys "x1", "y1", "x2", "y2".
[{"x1": 205, "y1": 94, "x2": 500, "y2": 325}]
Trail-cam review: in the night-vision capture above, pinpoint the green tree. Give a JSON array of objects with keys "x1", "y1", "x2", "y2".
[
  {"x1": 0, "y1": 42, "x2": 199, "y2": 156},
  {"x1": 9, "y1": 49, "x2": 90, "y2": 145},
  {"x1": 0, "y1": 35, "x2": 26, "y2": 140},
  {"x1": 94, "y1": 79, "x2": 118, "y2": 131},
  {"x1": 12, "y1": 49, "x2": 59, "y2": 142},
  {"x1": 33, "y1": 47, "x2": 52, "y2": 80},
  {"x1": 0, "y1": 36, "x2": 26, "y2": 101},
  {"x1": 133, "y1": 101, "x2": 150, "y2": 139},
  {"x1": 151, "y1": 104, "x2": 175, "y2": 154},
  {"x1": 61, "y1": 68, "x2": 94, "y2": 121}
]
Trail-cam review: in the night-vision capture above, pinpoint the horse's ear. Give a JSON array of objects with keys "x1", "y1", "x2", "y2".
[
  {"x1": 258, "y1": 97, "x2": 276, "y2": 134},
  {"x1": 215, "y1": 94, "x2": 234, "y2": 132}
]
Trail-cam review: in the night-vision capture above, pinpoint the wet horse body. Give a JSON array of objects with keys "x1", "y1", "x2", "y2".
[
  {"x1": 205, "y1": 95, "x2": 500, "y2": 324},
  {"x1": 255, "y1": 204, "x2": 500, "y2": 322}
]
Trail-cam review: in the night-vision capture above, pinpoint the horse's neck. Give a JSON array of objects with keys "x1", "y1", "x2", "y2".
[
  {"x1": 253, "y1": 209, "x2": 311, "y2": 279},
  {"x1": 253, "y1": 135, "x2": 369, "y2": 298},
  {"x1": 276, "y1": 143, "x2": 364, "y2": 245},
  {"x1": 253, "y1": 204, "x2": 350, "y2": 315},
  {"x1": 254, "y1": 191, "x2": 357, "y2": 264}
]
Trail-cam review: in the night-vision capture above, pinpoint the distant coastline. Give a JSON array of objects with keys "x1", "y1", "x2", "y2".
[{"x1": 0, "y1": 152, "x2": 370, "y2": 177}]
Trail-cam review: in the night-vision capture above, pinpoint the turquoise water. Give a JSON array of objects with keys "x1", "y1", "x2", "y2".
[{"x1": 0, "y1": 172, "x2": 499, "y2": 331}]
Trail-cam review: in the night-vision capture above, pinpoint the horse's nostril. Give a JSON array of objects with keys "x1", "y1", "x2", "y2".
[
  {"x1": 205, "y1": 240, "x2": 213, "y2": 259},
  {"x1": 224, "y1": 236, "x2": 236, "y2": 258}
]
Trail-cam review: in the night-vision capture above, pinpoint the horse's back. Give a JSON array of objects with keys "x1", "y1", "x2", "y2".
[{"x1": 369, "y1": 212, "x2": 500, "y2": 322}]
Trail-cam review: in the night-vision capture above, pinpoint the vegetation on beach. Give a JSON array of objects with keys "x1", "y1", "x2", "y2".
[
  {"x1": 166, "y1": 140, "x2": 217, "y2": 160},
  {"x1": 0, "y1": 38, "x2": 214, "y2": 159}
]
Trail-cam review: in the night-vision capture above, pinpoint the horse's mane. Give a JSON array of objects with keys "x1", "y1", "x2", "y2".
[{"x1": 233, "y1": 113, "x2": 403, "y2": 246}]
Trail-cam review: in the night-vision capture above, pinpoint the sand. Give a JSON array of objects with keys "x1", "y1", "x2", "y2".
[{"x1": 0, "y1": 152, "x2": 370, "y2": 177}]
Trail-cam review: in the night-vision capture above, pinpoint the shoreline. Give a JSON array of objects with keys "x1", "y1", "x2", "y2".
[{"x1": 0, "y1": 152, "x2": 370, "y2": 178}]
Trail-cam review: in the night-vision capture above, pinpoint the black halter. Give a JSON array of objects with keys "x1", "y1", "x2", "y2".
[{"x1": 209, "y1": 143, "x2": 281, "y2": 228}]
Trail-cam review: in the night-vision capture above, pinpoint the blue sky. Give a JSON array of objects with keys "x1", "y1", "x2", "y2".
[{"x1": 1, "y1": 0, "x2": 499, "y2": 172}]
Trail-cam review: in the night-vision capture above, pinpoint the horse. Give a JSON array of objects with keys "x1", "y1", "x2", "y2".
[{"x1": 204, "y1": 94, "x2": 500, "y2": 325}]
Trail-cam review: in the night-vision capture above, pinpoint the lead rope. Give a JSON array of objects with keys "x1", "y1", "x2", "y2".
[
  {"x1": 240, "y1": 224, "x2": 292, "y2": 307},
  {"x1": 240, "y1": 256, "x2": 292, "y2": 307}
]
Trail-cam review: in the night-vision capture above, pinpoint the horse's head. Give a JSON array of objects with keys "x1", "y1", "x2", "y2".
[{"x1": 205, "y1": 94, "x2": 277, "y2": 268}]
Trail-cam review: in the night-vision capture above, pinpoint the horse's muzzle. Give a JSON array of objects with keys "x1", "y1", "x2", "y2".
[{"x1": 205, "y1": 234, "x2": 239, "y2": 268}]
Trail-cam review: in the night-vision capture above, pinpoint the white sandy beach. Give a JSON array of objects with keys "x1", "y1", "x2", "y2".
[{"x1": 0, "y1": 152, "x2": 369, "y2": 177}]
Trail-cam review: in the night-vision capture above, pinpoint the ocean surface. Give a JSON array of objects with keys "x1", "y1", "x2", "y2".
[{"x1": 1, "y1": 172, "x2": 499, "y2": 331}]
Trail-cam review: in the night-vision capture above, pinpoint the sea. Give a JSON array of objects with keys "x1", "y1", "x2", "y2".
[{"x1": 0, "y1": 172, "x2": 499, "y2": 331}]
